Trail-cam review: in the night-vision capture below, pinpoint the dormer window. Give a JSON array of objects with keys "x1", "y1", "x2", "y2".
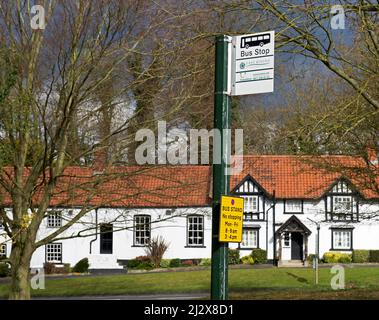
[{"x1": 243, "y1": 196, "x2": 258, "y2": 213}]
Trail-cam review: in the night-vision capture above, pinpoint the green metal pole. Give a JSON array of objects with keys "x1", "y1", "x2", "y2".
[
  {"x1": 316, "y1": 224, "x2": 320, "y2": 285},
  {"x1": 211, "y1": 35, "x2": 231, "y2": 300}
]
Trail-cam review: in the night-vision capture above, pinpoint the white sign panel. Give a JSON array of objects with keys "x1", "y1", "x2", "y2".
[{"x1": 231, "y1": 31, "x2": 274, "y2": 96}]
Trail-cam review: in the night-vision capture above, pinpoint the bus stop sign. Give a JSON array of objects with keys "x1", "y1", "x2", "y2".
[
  {"x1": 219, "y1": 195, "x2": 244, "y2": 242},
  {"x1": 231, "y1": 31, "x2": 275, "y2": 96}
]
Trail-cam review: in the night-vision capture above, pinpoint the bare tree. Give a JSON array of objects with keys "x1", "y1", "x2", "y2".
[
  {"x1": 244, "y1": 0, "x2": 379, "y2": 195},
  {"x1": 0, "y1": 0, "x2": 180, "y2": 299},
  {"x1": 1, "y1": 0, "x2": 256, "y2": 300},
  {"x1": 255, "y1": 0, "x2": 378, "y2": 110}
]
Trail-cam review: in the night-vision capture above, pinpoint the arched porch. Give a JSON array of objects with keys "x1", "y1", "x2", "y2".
[{"x1": 275, "y1": 215, "x2": 312, "y2": 263}]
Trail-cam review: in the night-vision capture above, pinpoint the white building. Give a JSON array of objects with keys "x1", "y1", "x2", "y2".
[{"x1": 0, "y1": 155, "x2": 378, "y2": 271}]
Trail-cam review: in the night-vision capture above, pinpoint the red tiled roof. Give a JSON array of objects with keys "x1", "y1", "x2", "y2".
[
  {"x1": 0, "y1": 166, "x2": 211, "y2": 208},
  {"x1": 230, "y1": 155, "x2": 379, "y2": 199},
  {"x1": 0, "y1": 155, "x2": 377, "y2": 208}
]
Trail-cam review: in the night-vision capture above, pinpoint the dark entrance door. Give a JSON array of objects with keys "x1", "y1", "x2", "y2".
[
  {"x1": 291, "y1": 232, "x2": 303, "y2": 260},
  {"x1": 100, "y1": 224, "x2": 113, "y2": 254}
]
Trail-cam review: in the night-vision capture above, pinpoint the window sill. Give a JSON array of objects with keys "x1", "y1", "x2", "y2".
[
  {"x1": 326, "y1": 220, "x2": 359, "y2": 223},
  {"x1": 238, "y1": 247, "x2": 259, "y2": 250},
  {"x1": 185, "y1": 246, "x2": 206, "y2": 248},
  {"x1": 329, "y1": 226, "x2": 355, "y2": 230},
  {"x1": 329, "y1": 248, "x2": 353, "y2": 252},
  {"x1": 131, "y1": 245, "x2": 147, "y2": 248}
]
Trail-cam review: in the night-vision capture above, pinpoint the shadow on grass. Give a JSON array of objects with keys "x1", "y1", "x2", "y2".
[
  {"x1": 286, "y1": 272, "x2": 309, "y2": 284},
  {"x1": 228, "y1": 286, "x2": 327, "y2": 294}
]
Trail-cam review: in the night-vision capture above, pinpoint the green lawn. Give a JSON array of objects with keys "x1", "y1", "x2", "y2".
[{"x1": 1, "y1": 267, "x2": 379, "y2": 299}]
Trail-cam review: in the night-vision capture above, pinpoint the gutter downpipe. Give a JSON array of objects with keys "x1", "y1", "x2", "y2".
[
  {"x1": 89, "y1": 208, "x2": 98, "y2": 254},
  {"x1": 272, "y1": 190, "x2": 277, "y2": 266},
  {"x1": 265, "y1": 195, "x2": 275, "y2": 265}
]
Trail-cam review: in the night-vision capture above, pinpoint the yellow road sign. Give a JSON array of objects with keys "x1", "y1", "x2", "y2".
[{"x1": 219, "y1": 195, "x2": 244, "y2": 242}]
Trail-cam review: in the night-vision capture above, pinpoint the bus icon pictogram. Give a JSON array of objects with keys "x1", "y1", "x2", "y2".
[{"x1": 240, "y1": 33, "x2": 270, "y2": 49}]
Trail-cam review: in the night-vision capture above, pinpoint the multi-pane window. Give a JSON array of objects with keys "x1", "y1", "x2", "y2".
[
  {"x1": 187, "y1": 215, "x2": 204, "y2": 246},
  {"x1": 134, "y1": 215, "x2": 151, "y2": 246},
  {"x1": 284, "y1": 232, "x2": 290, "y2": 247},
  {"x1": 241, "y1": 229, "x2": 258, "y2": 248},
  {"x1": 46, "y1": 243, "x2": 62, "y2": 263},
  {"x1": 47, "y1": 211, "x2": 62, "y2": 228},
  {"x1": 333, "y1": 196, "x2": 352, "y2": 213},
  {"x1": 0, "y1": 244, "x2": 6, "y2": 258},
  {"x1": 285, "y1": 200, "x2": 302, "y2": 213},
  {"x1": 332, "y1": 230, "x2": 352, "y2": 250},
  {"x1": 243, "y1": 196, "x2": 258, "y2": 213}
]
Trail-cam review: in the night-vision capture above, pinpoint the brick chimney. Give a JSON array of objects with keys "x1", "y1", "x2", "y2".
[{"x1": 93, "y1": 147, "x2": 108, "y2": 172}]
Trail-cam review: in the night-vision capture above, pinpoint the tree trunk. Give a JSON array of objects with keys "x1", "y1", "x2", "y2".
[{"x1": 8, "y1": 240, "x2": 34, "y2": 300}]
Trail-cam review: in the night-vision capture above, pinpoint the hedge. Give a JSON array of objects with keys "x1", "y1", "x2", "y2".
[
  {"x1": 241, "y1": 255, "x2": 254, "y2": 265},
  {"x1": 169, "y1": 258, "x2": 181, "y2": 268},
  {"x1": 127, "y1": 259, "x2": 141, "y2": 269},
  {"x1": 322, "y1": 252, "x2": 352, "y2": 263},
  {"x1": 127, "y1": 256, "x2": 154, "y2": 270},
  {"x1": 369, "y1": 250, "x2": 379, "y2": 263},
  {"x1": 159, "y1": 259, "x2": 171, "y2": 268},
  {"x1": 72, "y1": 258, "x2": 89, "y2": 273},
  {"x1": 135, "y1": 261, "x2": 154, "y2": 270},
  {"x1": 228, "y1": 249, "x2": 240, "y2": 265},
  {"x1": 0, "y1": 262, "x2": 10, "y2": 277},
  {"x1": 199, "y1": 258, "x2": 211, "y2": 266},
  {"x1": 251, "y1": 249, "x2": 267, "y2": 264},
  {"x1": 352, "y1": 250, "x2": 370, "y2": 263}
]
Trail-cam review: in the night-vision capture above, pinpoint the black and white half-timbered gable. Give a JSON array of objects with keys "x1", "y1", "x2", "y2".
[
  {"x1": 232, "y1": 175, "x2": 267, "y2": 221},
  {"x1": 324, "y1": 179, "x2": 360, "y2": 222},
  {"x1": 231, "y1": 175, "x2": 271, "y2": 251}
]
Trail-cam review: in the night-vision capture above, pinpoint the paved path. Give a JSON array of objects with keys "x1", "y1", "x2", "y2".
[{"x1": 31, "y1": 293, "x2": 209, "y2": 300}]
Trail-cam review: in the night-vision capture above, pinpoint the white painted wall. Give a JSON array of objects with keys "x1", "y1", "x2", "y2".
[
  {"x1": 1, "y1": 195, "x2": 379, "y2": 269},
  {"x1": 28, "y1": 207, "x2": 213, "y2": 269}
]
